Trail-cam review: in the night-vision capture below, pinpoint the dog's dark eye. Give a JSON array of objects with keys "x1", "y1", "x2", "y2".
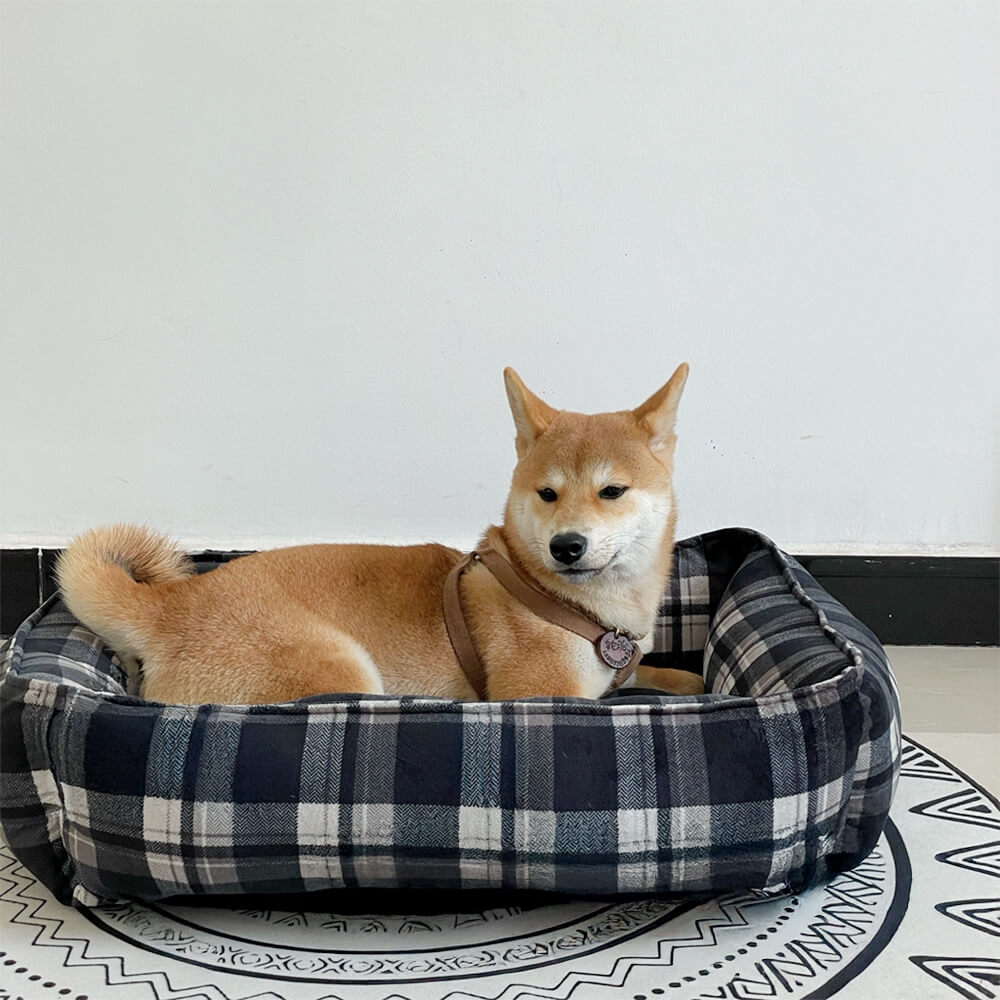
[
  {"x1": 537, "y1": 488, "x2": 558, "y2": 503},
  {"x1": 599, "y1": 485, "x2": 629, "y2": 500}
]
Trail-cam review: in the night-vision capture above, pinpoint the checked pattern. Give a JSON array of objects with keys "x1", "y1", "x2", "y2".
[{"x1": 0, "y1": 528, "x2": 900, "y2": 907}]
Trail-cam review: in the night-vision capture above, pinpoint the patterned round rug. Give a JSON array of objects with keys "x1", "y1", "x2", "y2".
[{"x1": 1, "y1": 736, "x2": 997, "y2": 1000}]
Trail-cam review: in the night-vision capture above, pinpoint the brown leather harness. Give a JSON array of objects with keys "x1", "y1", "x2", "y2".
[{"x1": 442, "y1": 546, "x2": 644, "y2": 700}]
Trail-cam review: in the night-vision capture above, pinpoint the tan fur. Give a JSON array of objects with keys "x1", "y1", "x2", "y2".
[{"x1": 56, "y1": 365, "x2": 702, "y2": 705}]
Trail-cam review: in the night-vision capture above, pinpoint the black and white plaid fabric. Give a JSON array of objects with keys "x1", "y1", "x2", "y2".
[{"x1": 0, "y1": 528, "x2": 900, "y2": 907}]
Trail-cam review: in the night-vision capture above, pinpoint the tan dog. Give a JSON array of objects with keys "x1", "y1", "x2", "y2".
[{"x1": 57, "y1": 366, "x2": 703, "y2": 705}]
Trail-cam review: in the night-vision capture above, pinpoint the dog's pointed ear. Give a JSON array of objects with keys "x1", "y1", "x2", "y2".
[
  {"x1": 504, "y1": 368, "x2": 556, "y2": 458},
  {"x1": 633, "y1": 363, "x2": 689, "y2": 455}
]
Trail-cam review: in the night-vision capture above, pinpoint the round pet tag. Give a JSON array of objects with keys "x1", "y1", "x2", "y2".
[{"x1": 598, "y1": 630, "x2": 635, "y2": 670}]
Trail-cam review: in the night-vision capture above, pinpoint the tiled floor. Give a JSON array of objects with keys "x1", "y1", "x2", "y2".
[{"x1": 888, "y1": 644, "x2": 1000, "y2": 792}]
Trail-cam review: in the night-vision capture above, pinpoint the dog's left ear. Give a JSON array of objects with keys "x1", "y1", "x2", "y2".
[
  {"x1": 633, "y1": 363, "x2": 689, "y2": 455},
  {"x1": 504, "y1": 368, "x2": 557, "y2": 458}
]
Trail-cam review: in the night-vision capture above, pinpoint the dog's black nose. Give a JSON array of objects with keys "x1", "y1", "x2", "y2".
[{"x1": 550, "y1": 533, "x2": 588, "y2": 565}]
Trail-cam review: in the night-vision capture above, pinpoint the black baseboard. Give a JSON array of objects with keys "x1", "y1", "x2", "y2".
[
  {"x1": 1, "y1": 549, "x2": 43, "y2": 640},
  {"x1": 2, "y1": 547, "x2": 997, "y2": 646},
  {"x1": 794, "y1": 554, "x2": 999, "y2": 647}
]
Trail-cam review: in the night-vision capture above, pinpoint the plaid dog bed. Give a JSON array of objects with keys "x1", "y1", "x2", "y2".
[{"x1": 0, "y1": 528, "x2": 900, "y2": 907}]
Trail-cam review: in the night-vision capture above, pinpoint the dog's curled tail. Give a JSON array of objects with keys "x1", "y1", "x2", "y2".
[{"x1": 56, "y1": 524, "x2": 194, "y2": 660}]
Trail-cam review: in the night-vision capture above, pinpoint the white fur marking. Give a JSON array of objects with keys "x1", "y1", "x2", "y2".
[{"x1": 589, "y1": 460, "x2": 615, "y2": 488}]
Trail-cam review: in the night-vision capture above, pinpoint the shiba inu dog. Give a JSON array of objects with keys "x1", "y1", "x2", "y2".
[{"x1": 57, "y1": 365, "x2": 703, "y2": 705}]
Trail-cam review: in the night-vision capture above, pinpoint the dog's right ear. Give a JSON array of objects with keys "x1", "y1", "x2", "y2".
[{"x1": 504, "y1": 368, "x2": 556, "y2": 458}]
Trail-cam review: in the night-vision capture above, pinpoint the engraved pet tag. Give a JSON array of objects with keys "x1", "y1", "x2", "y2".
[{"x1": 598, "y1": 630, "x2": 635, "y2": 670}]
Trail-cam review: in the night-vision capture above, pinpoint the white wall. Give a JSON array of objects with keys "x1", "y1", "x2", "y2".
[{"x1": 2, "y1": 2, "x2": 997, "y2": 555}]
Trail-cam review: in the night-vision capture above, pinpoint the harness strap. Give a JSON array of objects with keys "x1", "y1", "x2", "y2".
[
  {"x1": 443, "y1": 547, "x2": 643, "y2": 699},
  {"x1": 442, "y1": 552, "x2": 487, "y2": 699}
]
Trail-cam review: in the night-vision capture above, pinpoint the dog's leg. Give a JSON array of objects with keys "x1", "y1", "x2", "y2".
[
  {"x1": 117, "y1": 653, "x2": 143, "y2": 696},
  {"x1": 141, "y1": 629, "x2": 386, "y2": 705},
  {"x1": 282, "y1": 637, "x2": 387, "y2": 701},
  {"x1": 633, "y1": 664, "x2": 705, "y2": 696}
]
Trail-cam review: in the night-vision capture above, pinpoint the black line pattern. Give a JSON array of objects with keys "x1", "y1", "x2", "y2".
[
  {"x1": 936, "y1": 899, "x2": 1000, "y2": 938},
  {"x1": 909, "y1": 957, "x2": 1000, "y2": 1000},
  {"x1": 910, "y1": 788, "x2": 1000, "y2": 832},
  {"x1": 937, "y1": 842, "x2": 1000, "y2": 881}
]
